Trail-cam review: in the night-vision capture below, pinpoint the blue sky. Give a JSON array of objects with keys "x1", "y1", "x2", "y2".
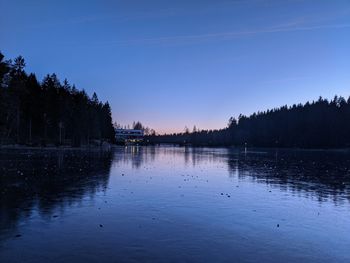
[{"x1": 1, "y1": 0, "x2": 349, "y2": 133}]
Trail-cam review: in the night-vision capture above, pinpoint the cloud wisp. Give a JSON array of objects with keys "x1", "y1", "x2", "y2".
[{"x1": 79, "y1": 23, "x2": 350, "y2": 47}]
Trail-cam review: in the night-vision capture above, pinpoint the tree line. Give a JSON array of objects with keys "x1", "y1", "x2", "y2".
[
  {"x1": 148, "y1": 96, "x2": 350, "y2": 149},
  {"x1": 0, "y1": 52, "x2": 115, "y2": 146}
]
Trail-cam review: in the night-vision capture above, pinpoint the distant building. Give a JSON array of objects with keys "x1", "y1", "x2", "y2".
[{"x1": 115, "y1": 129, "x2": 144, "y2": 144}]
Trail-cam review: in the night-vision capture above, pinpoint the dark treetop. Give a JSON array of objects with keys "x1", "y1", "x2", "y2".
[
  {"x1": 0, "y1": 52, "x2": 115, "y2": 146},
  {"x1": 149, "y1": 95, "x2": 350, "y2": 149}
]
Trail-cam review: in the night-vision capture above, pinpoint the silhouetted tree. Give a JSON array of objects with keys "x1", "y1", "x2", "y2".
[
  {"x1": 133, "y1": 121, "x2": 143, "y2": 130},
  {"x1": 148, "y1": 96, "x2": 350, "y2": 149},
  {"x1": 0, "y1": 52, "x2": 116, "y2": 146}
]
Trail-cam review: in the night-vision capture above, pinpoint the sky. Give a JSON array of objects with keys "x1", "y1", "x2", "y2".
[{"x1": 1, "y1": 0, "x2": 349, "y2": 134}]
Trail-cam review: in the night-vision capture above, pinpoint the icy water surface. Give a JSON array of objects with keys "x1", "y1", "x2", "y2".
[{"x1": 0, "y1": 146, "x2": 350, "y2": 262}]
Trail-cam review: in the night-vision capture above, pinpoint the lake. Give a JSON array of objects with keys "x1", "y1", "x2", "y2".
[{"x1": 0, "y1": 146, "x2": 349, "y2": 262}]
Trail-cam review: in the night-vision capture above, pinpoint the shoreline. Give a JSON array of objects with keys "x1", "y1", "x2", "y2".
[
  {"x1": 1, "y1": 143, "x2": 350, "y2": 153},
  {"x1": 0, "y1": 144, "x2": 113, "y2": 151}
]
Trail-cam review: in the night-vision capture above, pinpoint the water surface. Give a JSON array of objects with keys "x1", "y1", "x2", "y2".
[{"x1": 0, "y1": 146, "x2": 349, "y2": 262}]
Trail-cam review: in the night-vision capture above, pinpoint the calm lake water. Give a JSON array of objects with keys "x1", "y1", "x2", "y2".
[{"x1": 0, "y1": 146, "x2": 349, "y2": 263}]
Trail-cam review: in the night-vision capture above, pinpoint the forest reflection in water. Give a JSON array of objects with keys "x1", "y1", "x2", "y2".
[
  {"x1": 0, "y1": 146, "x2": 349, "y2": 263},
  {"x1": 0, "y1": 149, "x2": 113, "y2": 238},
  {"x1": 115, "y1": 146, "x2": 350, "y2": 204}
]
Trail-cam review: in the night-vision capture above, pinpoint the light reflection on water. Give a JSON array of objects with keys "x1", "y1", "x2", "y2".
[{"x1": 0, "y1": 146, "x2": 349, "y2": 263}]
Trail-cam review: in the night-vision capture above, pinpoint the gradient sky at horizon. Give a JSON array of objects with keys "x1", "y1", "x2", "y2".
[{"x1": 1, "y1": 0, "x2": 349, "y2": 134}]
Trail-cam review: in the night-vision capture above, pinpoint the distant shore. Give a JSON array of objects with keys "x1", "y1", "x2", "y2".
[
  {"x1": 138, "y1": 142, "x2": 350, "y2": 152},
  {"x1": 2, "y1": 143, "x2": 350, "y2": 153},
  {"x1": 0, "y1": 143, "x2": 113, "y2": 151}
]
